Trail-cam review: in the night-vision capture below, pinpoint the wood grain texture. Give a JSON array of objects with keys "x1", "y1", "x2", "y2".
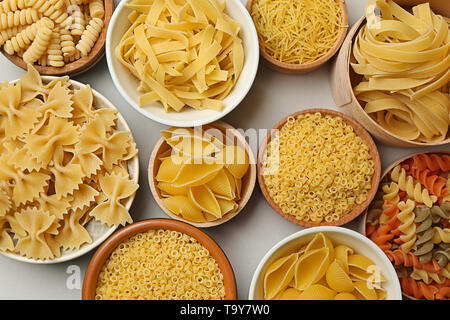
[
  {"x1": 257, "y1": 108, "x2": 381, "y2": 228},
  {"x1": 330, "y1": 0, "x2": 450, "y2": 147},
  {"x1": 82, "y1": 219, "x2": 237, "y2": 300},
  {"x1": 148, "y1": 121, "x2": 257, "y2": 228},
  {"x1": 360, "y1": 150, "x2": 450, "y2": 301},
  {"x1": 246, "y1": 0, "x2": 348, "y2": 74},
  {"x1": 1, "y1": 0, "x2": 113, "y2": 77}
]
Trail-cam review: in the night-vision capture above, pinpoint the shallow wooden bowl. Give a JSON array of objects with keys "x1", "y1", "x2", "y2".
[
  {"x1": 82, "y1": 218, "x2": 237, "y2": 300},
  {"x1": 148, "y1": 121, "x2": 257, "y2": 228},
  {"x1": 361, "y1": 150, "x2": 450, "y2": 300},
  {"x1": 330, "y1": 0, "x2": 450, "y2": 147},
  {"x1": 257, "y1": 108, "x2": 381, "y2": 228},
  {"x1": 1, "y1": 0, "x2": 114, "y2": 76},
  {"x1": 246, "y1": 0, "x2": 348, "y2": 74}
]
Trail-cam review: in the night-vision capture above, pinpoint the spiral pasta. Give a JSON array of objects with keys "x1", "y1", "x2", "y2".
[
  {"x1": 3, "y1": 17, "x2": 52, "y2": 54},
  {"x1": 25, "y1": 0, "x2": 68, "y2": 25},
  {"x1": 67, "y1": 2, "x2": 84, "y2": 36},
  {"x1": 22, "y1": 24, "x2": 51, "y2": 63},
  {"x1": 414, "y1": 206, "x2": 435, "y2": 264},
  {"x1": 47, "y1": 27, "x2": 63, "y2": 67},
  {"x1": 0, "y1": 25, "x2": 21, "y2": 45},
  {"x1": 75, "y1": 16, "x2": 102, "y2": 56},
  {"x1": 88, "y1": 0, "x2": 103, "y2": 19},
  {"x1": 395, "y1": 200, "x2": 416, "y2": 252},
  {"x1": 0, "y1": 7, "x2": 39, "y2": 30},
  {"x1": 0, "y1": 0, "x2": 26, "y2": 14},
  {"x1": 59, "y1": 26, "x2": 75, "y2": 57}
]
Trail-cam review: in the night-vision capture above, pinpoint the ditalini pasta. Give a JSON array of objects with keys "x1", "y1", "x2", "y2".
[
  {"x1": 0, "y1": 65, "x2": 139, "y2": 261},
  {"x1": 155, "y1": 125, "x2": 249, "y2": 223},
  {"x1": 366, "y1": 153, "x2": 450, "y2": 300},
  {"x1": 263, "y1": 232, "x2": 387, "y2": 300},
  {"x1": 115, "y1": 0, "x2": 245, "y2": 112},
  {"x1": 262, "y1": 112, "x2": 375, "y2": 224},
  {"x1": 250, "y1": 0, "x2": 345, "y2": 64},
  {"x1": 95, "y1": 229, "x2": 226, "y2": 300},
  {"x1": 352, "y1": 0, "x2": 450, "y2": 143},
  {"x1": 0, "y1": 0, "x2": 105, "y2": 67}
]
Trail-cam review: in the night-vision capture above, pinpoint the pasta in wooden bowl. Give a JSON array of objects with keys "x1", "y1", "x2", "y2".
[
  {"x1": 0, "y1": 65, "x2": 139, "y2": 264},
  {"x1": 148, "y1": 121, "x2": 256, "y2": 228},
  {"x1": 363, "y1": 150, "x2": 450, "y2": 300},
  {"x1": 82, "y1": 219, "x2": 237, "y2": 300},
  {"x1": 0, "y1": 0, "x2": 113, "y2": 76},
  {"x1": 331, "y1": 0, "x2": 450, "y2": 147},
  {"x1": 249, "y1": 227, "x2": 402, "y2": 300},
  {"x1": 258, "y1": 109, "x2": 381, "y2": 228}
]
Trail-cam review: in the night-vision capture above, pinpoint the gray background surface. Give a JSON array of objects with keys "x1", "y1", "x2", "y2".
[{"x1": 0, "y1": 0, "x2": 447, "y2": 299}]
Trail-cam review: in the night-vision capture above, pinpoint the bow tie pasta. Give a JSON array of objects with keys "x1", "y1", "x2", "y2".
[{"x1": 0, "y1": 64, "x2": 139, "y2": 261}]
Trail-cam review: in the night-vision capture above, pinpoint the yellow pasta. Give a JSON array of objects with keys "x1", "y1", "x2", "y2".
[
  {"x1": 262, "y1": 112, "x2": 374, "y2": 223},
  {"x1": 352, "y1": 0, "x2": 450, "y2": 143},
  {"x1": 95, "y1": 229, "x2": 226, "y2": 300},
  {"x1": 250, "y1": 0, "x2": 344, "y2": 64},
  {"x1": 75, "y1": 16, "x2": 102, "y2": 56},
  {"x1": 262, "y1": 233, "x2": 386, "y2": 300},
  {"x1": 156, "y1": 126, "x2": 249, "y2": 223},
  {"x1": 0, "y1": 65, "x2": 139, "y2": 261},
  {"x1": 115, "y1": 0, "x2": 244, "y2": 112}
]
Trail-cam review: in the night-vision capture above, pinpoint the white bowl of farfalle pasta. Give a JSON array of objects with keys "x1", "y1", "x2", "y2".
[{"x1": 0, "y1": 65, "x2": 139, "y2": 264}]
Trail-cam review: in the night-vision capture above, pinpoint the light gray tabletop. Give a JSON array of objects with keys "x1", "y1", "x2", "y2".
[{"x1": 0, "y1": 0, "x2": 447, "y2": 300}]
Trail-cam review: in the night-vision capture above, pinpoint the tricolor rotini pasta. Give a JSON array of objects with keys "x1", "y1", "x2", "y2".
[{"x1": 366, "y1": 153, "x2": 450, "y2": 300}]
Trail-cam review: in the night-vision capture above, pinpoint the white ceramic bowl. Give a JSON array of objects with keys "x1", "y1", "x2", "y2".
[
  {"x1": 106, "y1": 0, "x2": 259, "y2": 127},
  {"x1": 1, "y1": 77, "x2": 139, "y2": 264},
  {"x1": 248, "y1": 226, "x2": 402, "y2": 300}
]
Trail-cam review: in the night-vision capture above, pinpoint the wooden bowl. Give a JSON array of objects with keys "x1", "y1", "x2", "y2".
[
  {"x1": 148, "y1": 121, "x2": 257, "y2": 228},
  {"x1": 1, "y1": 0, "x2": 114, "y2": 76},
  {"x1": 0, "y1": 75, "x2": 139, "y2": 264},
  {"x1": 82, "y1": 218, "x2": 237, "y2": 300},
  {"x1": 361, "y1": 150, "x2": 450, "y2": 300},
  {"x1": 257, "y1": 108, "x2": 381, "y2": 228},
  {"x1": 246, "y1": 0, "x2": 348, "y2": 74},
  {"x1": 330, "y1": 0, "x2": 450, "y2": 147}
]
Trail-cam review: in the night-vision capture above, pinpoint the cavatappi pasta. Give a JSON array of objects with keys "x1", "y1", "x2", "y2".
[
  {"x1": 250, "y1": 0, "x2": 344, "y2": 64},
  {"x1": 0, "y1": 0, "x2": 105, "y2": 66},
  {"x1": 95, "y1": 229, "x2": 226, "y2": 300},
  {"x1": 366, "y1": 153, "x2": 450, "y2": 300},
  {"x1": 0, "y1": 64, "x2": 139, "y2": 261},
  {"x1": 351, "y1": 0, "x2": 450, "y2": 143},
  {"x1": 115, "y1": 0, "x2": 244, "y2": 112},
  {"x1": 263, "y1": 232, "x2": 387, "y2": 300},
  {"x1": 155, "y1": 126, "x2": 249, "y2": 223},
  {"x1": 262, "y1": 112, "x2": 374, "y2": 224}
]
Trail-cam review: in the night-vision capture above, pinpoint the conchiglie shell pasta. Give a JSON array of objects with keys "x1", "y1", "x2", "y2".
[
  {"x1": 334, "y1": 245, "x2": 354, "y2": 273},
  {"x1": 156, "y1": 156, "x2": 186, "y2": 183},
  {"x1": 206, "y1": 168, "x2": 235, "y2": 199},
  {"x1": 353, "y1": 281, "x2": 378, "y2": 300},
  {"x1": 264, "y1": 253, "x2": 299, "y2": 300},
  {"x1": 325, "y1": 260, "x2": 354, "y2": 293},
  {"x1": 334, "y1": 292, "x2": 358, "y2": 300},
  {"x1": 294, "y1": 248, "x2": 330, "y2": 290},
  {"x1": 188, "y1": 185, "x2": 221, "y2": 218},
  {"x1": 298, "y1": 284, "x2": 337, "y2": 300},
  {"x1": 166, "y1": 135, "x2": 219, "y2": 157},
  {"x1": 216, "y1": 198, "x2": 238, "y2": 216},
  {"x1": 172, "y1": 161, "x2": 223, "y2": 187},
  {"x1": 275, "y1": 287, "x2": 302, "y2": 300},
  {"x1": 304, "y1": 233, "x2": 335, "y2": 263},
  {"x1": 156, "y1": 182, "x2": 189, "y2": 196},
  {"x1": 161, "y1": 196, "x2": 206, "y2": 222},
  {"x1": 218, "y1": 145, "x2": 249, "y2": 179}
]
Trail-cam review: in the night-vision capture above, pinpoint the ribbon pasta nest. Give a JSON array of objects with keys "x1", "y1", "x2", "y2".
[
  {"x1": 155, "y1": 125, "x2": 250, "y2": 223},
  {"x1": 0, "y1": 65, "x2": 139, "y2": 261},
  {"x1": 263, "y1": 232, "x2": 387, "y2": 300},
  {"x1": 351, "y1": 0, "x2": 450, "y2": 143},
  {"x1": 0, "y1": 0, "x2": 106, "y2": 67},
  {"x1": 115, "y1": 0, "x2": 244, "y2": 112},
  {"x1": 366, "y1": 153, "x2": 450, "y2": 300}
]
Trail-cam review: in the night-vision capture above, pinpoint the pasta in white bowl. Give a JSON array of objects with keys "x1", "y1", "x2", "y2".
[{"x1": 105, "y1": 0, "x2": 259, "y2": 127}]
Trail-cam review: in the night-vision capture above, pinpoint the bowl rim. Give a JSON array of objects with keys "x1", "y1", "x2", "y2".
[
  {"x1": 1, "y1": 0, "x2": 114, "y2": 77},
  {"x1": 257, "y1": 108, "x2": 381, "y2": 228},
  {"x1": 361, "y1": 149, "x2": 450, "y2": 300},
  {"x1": 0, "y1": 75, "x2": 139, "y2": 264},
  {"x1": 147, "y1": 121, "x2": 257, "y2": 228},
  {"x1": 339, "y1": 9, "x2": 450, "y2": 147},
  {"x1": 105, "y1": 0, "x2": 260, "y2": 127},
  {"x1": 82, "y1": 218, "x2": 237, "y2": 300},
  {"x1": 248, "y1": 226, "x2": 403, "y2": 300},
  {"x1": 246, "y1": 0, "x2": 349, "y2": 73}
]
